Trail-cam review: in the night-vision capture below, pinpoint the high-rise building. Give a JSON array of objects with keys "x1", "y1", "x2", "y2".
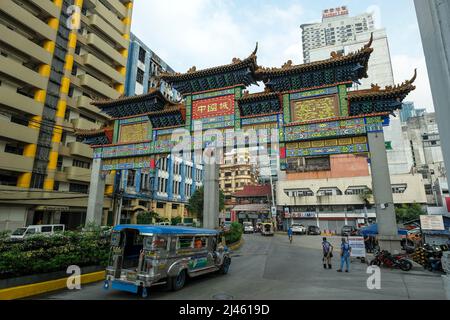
[
  {"x1": 220, "y1": 149, "x2": 259, "y2": 213},
  {"x1": 414, "y1": 0, "x2": 450, "y2": 186},
  {"x1": 301, "y1": 6, "x2": 412, "y2": 175},
  {"x1": 0, "y1": 0, "x2": 134, "y2": 231},
  {"x1": 125, "y1": 33, "x2": 180, "y2": 102},
  {"x1": 400, "y1": 101, "x2": 425, "y2": 124},
  {"x1": 403, "y1": 112, "x2": 448, "y2": 210}
]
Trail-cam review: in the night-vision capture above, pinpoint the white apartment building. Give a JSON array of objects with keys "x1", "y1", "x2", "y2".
[{"x1": 300, "y1": 6, "x2": 412, "y2": 175}]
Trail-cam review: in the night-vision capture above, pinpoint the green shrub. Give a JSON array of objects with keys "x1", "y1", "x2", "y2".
[
  {"x1": 224, "y1": 222, "x2": 243, "y2": 245},
  {"x1": 0, "y1": 231, "x2": 110, "y2": 279}
]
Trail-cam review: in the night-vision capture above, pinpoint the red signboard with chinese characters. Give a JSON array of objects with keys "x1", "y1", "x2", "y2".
[{"x1": 192, "y1": 95, "x2": 235, "y2": 120}]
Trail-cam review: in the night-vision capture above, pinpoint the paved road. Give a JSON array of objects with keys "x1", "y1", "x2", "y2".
[{"x1": 35, "y1": 234, "x2": 446, "y2": 300}]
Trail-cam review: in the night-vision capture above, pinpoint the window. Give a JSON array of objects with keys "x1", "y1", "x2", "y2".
[
  {"x1": 41, "y1": 226, "x2": 52, "y2": 233},
  {"x1": 127, "y1": 170, "x2": 136, "y2": 187},
  {"x1": 194, "y1": 237, "x2": 207, "y2": 249},
  {"x1": 69, "y1": 183, "x2": 88, "y2": 193},
  {"x1": 141, "y1": 173, "x2": 150, "y2": 191},
  {"x1": 392, "y1": 184, "x2": 407, "y2": 194},
  {"x1": 136, "y1": 68, "x2": 145, "y2": 84},
  {"x1": 177, "y1": 237, "x2": 194, "y2": 249},
  {"x1": 53, "y1": 226, "x2": 64, "y2": 232},
  {"x1": 138, "y1": 47, "x2": 146, "y2": 63},
  {"x1": 172, "y1": 204, "x2": 178, "y2": 210},
  {"x1": 72, "y1": 159, "x2": 90, "y2": 169},
  {"x1": 4, "y1": 143, "x2": 24, "y2": 155}
]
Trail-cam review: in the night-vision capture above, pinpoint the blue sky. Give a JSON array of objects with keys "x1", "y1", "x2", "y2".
[{"x1": 131, "y1": 0, "x2": 433, "y2": 110}]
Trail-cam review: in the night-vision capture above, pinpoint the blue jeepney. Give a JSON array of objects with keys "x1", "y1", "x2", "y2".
[{"x1": 104, "y1": 225, "x2": 231, "y2": 297}]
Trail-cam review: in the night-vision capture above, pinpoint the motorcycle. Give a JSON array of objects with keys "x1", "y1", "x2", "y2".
[{"x1": 370, "y1": 250, "x2": 413, "y2": 271}]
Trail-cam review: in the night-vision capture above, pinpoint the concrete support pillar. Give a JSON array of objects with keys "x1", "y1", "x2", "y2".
[
  {"x1": 203, "y1": 161, "x2": 220, "y2": 229},
  {"x1": 86, "y1": 158, "x2": 106, "y2": 226},
  {"x1": 367, "y1": 131, "x2": 401, "y2": 252}
]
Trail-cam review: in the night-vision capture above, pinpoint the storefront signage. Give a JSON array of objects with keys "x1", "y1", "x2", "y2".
[
  {"x1": 284, "y1": 212, "x2": 316, "y2": 218},
  {"x1": 348, "y1": 236, "x2": 366, "y2": 258},
  {"x1": 420, "y1": 215, "x2": 445, "y2": 231}
]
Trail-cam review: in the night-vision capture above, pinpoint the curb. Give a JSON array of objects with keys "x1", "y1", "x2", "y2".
[
  {"x1": 228, "y1": 238, "x2": 244, "y2": 251},
  {"x1": 0, "y1": 270, "x2": 105, "y2": 300}
]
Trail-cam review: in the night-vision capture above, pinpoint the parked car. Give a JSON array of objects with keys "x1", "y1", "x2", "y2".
[
  {"x1": 307, "y1": 225, "x2": 321, "y2": 235},
  {"x1": 156, "y1": 222, "x2": 170, "y2": 226},
  {"x1": 291, "y1": 223, "x2": 306, "y2": 235},
  {"x1": 243, "y1": 222, "x2": 254, "y2": 234},
  {"x1": 341, "y1": 225, "x2": 357, "y2": 236},
  {"x1": 10, "y1": 224, "x2": 65, "y2": 240}
]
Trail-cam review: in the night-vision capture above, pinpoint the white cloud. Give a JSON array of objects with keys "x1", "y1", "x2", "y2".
[
  {"x1": 130, "y1": 1, "x2": 434, "y2": 111},
  {"x1": 131, "y1": 0, "x2": 305, "y2": 72},
  {"x1": 391, "y1": 54, "x2": 434, "y2": 111}
]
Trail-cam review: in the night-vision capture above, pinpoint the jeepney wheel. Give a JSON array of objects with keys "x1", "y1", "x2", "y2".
[
  {"x1": 219, "y1": 257, "x2": 231, "y2": 274},
  {"x1": 170, "y1": 270, "x2": 186, "y2": 291}
]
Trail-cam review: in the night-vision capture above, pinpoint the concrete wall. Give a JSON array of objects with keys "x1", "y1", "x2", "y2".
[
  {"x1": 0, "y1": 206, "x2": 28, "y2": 231},
  {"x1": 286, "y1": 154, "x2": 369, "y2": 180},
  {"x1": 277, "y1": 174, "x2": 428, "y2": 207}
]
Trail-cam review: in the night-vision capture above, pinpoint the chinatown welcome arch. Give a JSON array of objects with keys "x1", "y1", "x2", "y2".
[{"x1": 79, "y1": 35, "x2": 416, "y2": 251}]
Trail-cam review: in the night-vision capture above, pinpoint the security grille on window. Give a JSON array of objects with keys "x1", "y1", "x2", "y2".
[
  {"x1": 138, "y1": 47, "x2": 146, "y2": 63},
  {"x1": 392, "y1": 184, "x2": 407, "y2": 194},
  {"x1": 345, "y1": 186, "x2": 371, "y2": 195},
  {"x1": 136, "y1": 68, "x2": 145, "y2": 84}
]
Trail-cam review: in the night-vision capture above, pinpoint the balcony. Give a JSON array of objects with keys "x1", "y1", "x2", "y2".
[
  {"x1": 0, "y1": 86, "x2": 44, "y2": 116},
  {"x1": 65, "y1": 166, "x2": 92, "y2": 183},
  {"x1": 71, "y1": 96, "x2": 107, "y2": 118},
  {"x1": 29, "y1": 0, "x2": 60, "y2": 19},
  {"x1": 0, "y1": 55, "x2": 47, "y2": 90},
  {"x1": 88, "y1": 14, "x2": 128, "y2": 49},
  {"x1": 81, "y1": 54, "x2": 124, "y2": 84},
  {"x1": 71, "y1": 117, "x2": 101, "y2": 131},
  {"x1": 0, "y1": 153, "x2": 33, "y2": 173},
  {"x1": 86, "y1": 33, "x2": 126, "y2": 66},
  {"x1": 78, "y1": 74, "x2": 121, "y2": 99},
  {"x1": 89, "y1": 0, "x2": 127, "y2": 34},
  {"x1": 0, "y1": 24, "x2": 52, "y2": 66},
  {"x1": 0, "y1": 0, "x2": 56, "y2": 41},
  {"x1": 68, "y1": 141, "x2": 93, "y2": 159},
  {"x1": 0, "y1": 119, "x2": 39, "y2": 144},
  {"x1": 101, "y1": 0, "x2": 128, "y2": 19}
]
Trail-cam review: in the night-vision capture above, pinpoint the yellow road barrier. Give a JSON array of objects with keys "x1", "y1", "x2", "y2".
[{"x1": 0, "y1": 270, "x2": 105, "y2": 300}]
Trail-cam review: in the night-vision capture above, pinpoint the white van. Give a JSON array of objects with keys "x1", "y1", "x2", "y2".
[{"x1": 10, "y1": 224, "x2": 65, "y2": 240}]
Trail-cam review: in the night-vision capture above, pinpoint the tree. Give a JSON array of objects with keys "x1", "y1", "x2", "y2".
[
  {"x1": 171, "y1": 216, "x2": 182, "y2": 226},
  {"x1": 358, "y1": 189, "x2": 373, "y2": 208},
  {"x1": 395, "y1": 203, "x2": 426, "y2": 223},
  {"x1": 136, "y1": 211, "x2": 160, "y2": 225},
  {"x1": 186, "y1": 186, "x2": 225, "y2": 220}
]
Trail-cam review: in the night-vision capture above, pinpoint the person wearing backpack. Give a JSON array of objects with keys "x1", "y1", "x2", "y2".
[
  {"x1": 337, "y1": 237, "x2": 352, "y2": 273},
  {"x1": 322, "y1": 237, "x2": 333, "y2": 269}
]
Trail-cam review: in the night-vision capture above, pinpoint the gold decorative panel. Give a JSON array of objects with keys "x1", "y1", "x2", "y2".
[
  {"x1": 119, "y1": 122, "x2": 149, "y2": 143},
  {"x1": 291, "y1": 95, "x2": 339, "y2": 122}
]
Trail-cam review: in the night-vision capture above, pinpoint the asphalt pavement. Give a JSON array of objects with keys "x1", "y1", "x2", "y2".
[{"x1": 34, "y1": 234, "x2": 446, "y2": 300}]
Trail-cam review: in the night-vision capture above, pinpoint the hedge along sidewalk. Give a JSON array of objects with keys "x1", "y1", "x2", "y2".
[
  {"x1": 228, "y1": 237, "x2": 244, "y2": 251},
  {"x1": 0, "y1": 270, "x2": 105, "y2": 300}
]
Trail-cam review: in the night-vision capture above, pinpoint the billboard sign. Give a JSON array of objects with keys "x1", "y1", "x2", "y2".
[{"x1": 420, "y1": 215, "x2": 445, "y2": 231}]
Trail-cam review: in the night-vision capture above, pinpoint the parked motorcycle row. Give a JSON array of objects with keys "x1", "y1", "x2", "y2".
[
  {"x1": 412, "y1": 244, "x2": 449, "y2": 272},
  {"x1": 369, "y1": 250, "x2": 413, "y2": 271}
]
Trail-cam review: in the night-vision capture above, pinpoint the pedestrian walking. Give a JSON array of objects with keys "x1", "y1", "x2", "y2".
[
  {"x1": 288, "y1": 226, "x2": 293, "y2": 244},
  {"x1": 337, "y1": 237, "x2": 352, "y2": 273},
  {"x1": 322, "y1": 237, "x2": 333, "y2": 269}
]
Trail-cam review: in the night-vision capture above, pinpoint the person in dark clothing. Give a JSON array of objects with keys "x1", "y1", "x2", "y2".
[{"x1": 322, "y1": 237, "x2": 333, "y2": 269}]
